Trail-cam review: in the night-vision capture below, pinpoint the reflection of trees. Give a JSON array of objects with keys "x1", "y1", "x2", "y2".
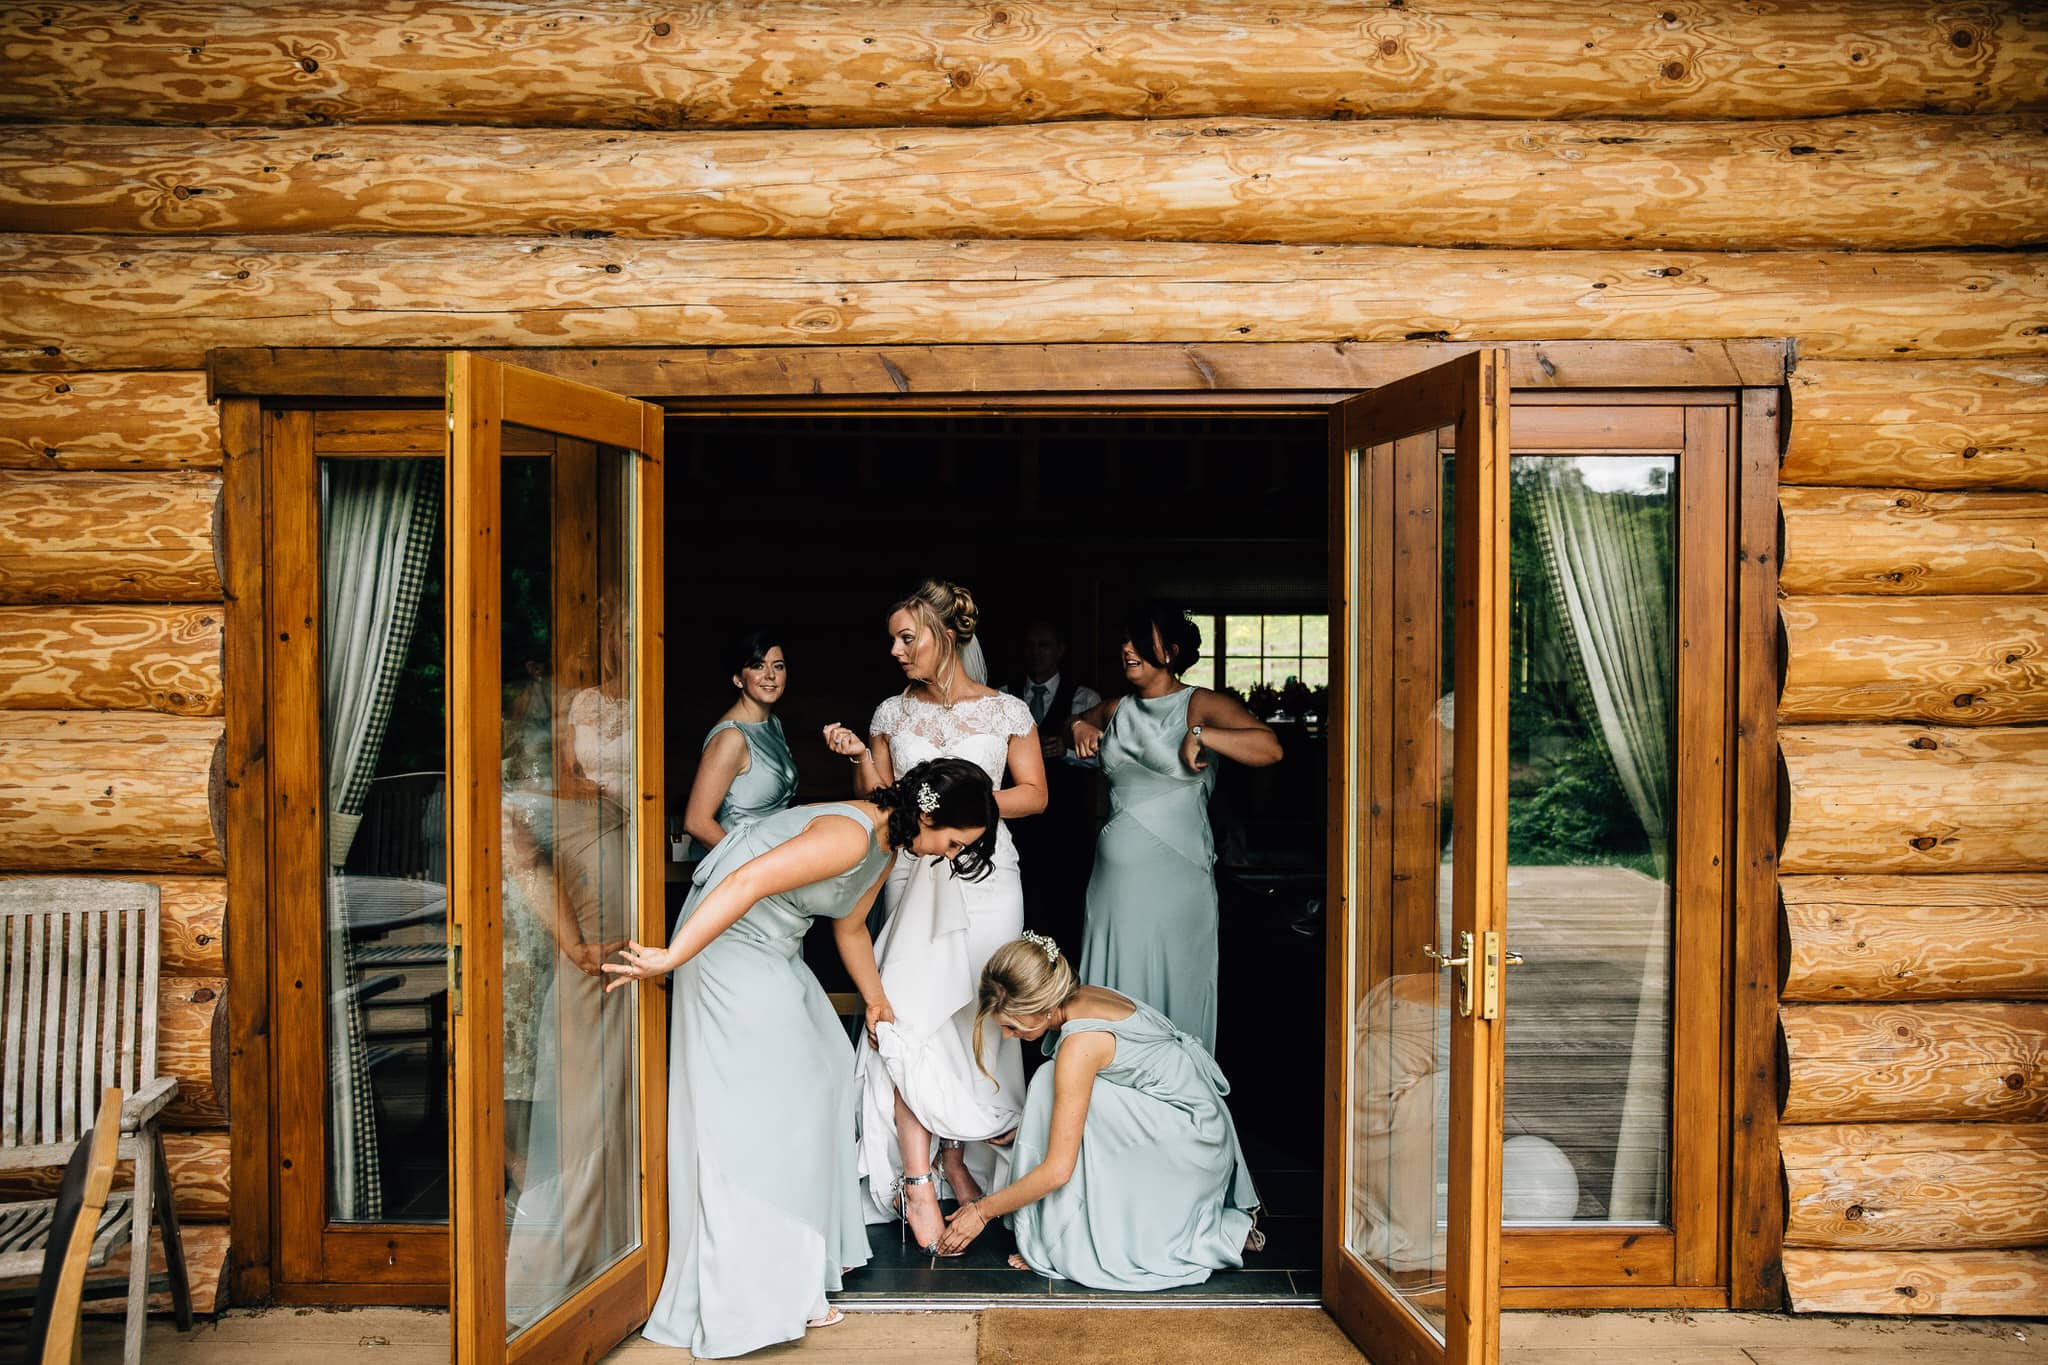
[{"x1": 1505, "y1": 460, "x2": 1671, "y2": 873}]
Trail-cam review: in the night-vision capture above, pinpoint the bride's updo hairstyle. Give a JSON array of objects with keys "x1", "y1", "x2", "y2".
[
  {"x1": 1125, "y1": 602, "x2": 1204, "y2": 678},
  {"x1": 872, "y1": 757, "x2": 999, "y2": 882},
  {"x1": 892, "y1": 578, "x2": 980, "y2": 693},
  {"x1": 972, "y1": 935, "x2": 1080, "y2": 1079}
]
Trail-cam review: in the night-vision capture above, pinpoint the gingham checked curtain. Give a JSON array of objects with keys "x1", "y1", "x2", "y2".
[{"x1": 320, "y1": 460, "x2": 442, "y2": 1221}]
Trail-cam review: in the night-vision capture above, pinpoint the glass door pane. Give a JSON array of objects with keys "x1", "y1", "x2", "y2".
[
  {"x1": 447, "y1": 355, "x2": 666, "y2": 1365},
  {"x1": 1326, "y1": 351, "x2": 1510, "y2": 1365},
  {"x1": 1503, "y1": 455, "x2": 1676, "y2": 1226}
]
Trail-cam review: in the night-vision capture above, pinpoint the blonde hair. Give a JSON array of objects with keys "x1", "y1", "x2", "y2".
[
  {"x1": 891, "y1": 578, "x2": 980, "y2": 699},
  {"x1": 972, "y1": 936, "x2": 1079, "y2": 1080}
]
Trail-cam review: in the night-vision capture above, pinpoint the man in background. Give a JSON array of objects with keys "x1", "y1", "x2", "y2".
[{"x1": 1004, "y1": 618, "x2": 1103, "y2": 956}]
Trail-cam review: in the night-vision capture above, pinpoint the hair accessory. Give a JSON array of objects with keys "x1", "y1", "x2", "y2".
[
  {"x1": 915, "y1": 782, "x2": 941, "y2": 815},
  {"x1": 1020, "y1": 930, "x2": 1060, "y2": 962}
]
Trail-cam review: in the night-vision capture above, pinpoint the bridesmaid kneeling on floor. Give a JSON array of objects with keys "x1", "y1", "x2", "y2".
[
  {"x1": 603, "y1": 758, "x2": 998, "y2": 1359},
  {"x1": 932, "y1": 933, "x2": 1264, "y2": 1290}
]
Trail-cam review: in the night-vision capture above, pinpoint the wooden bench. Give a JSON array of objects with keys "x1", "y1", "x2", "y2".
[{"x1": 0, "y1": 881, "x2": 193, "y2": 1365}]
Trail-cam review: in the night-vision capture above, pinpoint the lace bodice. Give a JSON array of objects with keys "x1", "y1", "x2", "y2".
[{"x1": 869, "y1": 692, "x2": 1033, "y2": 786}]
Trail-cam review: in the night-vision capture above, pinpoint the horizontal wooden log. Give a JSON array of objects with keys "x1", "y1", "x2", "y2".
[
  {"x1": 1781, "y1": 874, "x2": 2048, "y2": 1002},
  {"x1": 1786, "y1": 359, "x2": 2048, "y2": 490},
  {"x1": 1779, "y1": 595, "x2": 2048, "y2": 724},
  {"x1": 0, "y1": 711, "x2": 225, "y2": 873},
  {"x1": 1778, "y1": 487, "x2": 2048, "y2": 596},
  {"x1": 1779, "y1": 724, "x2": 2048, "y2": 875},
  {"x1": 0, "y1": 470, "x2": 222, "y2": 604},
  {"x1": 0, "y1": 371, "x2": 219, "y2": 472},
  {"x1": 7, "y1": 114, "x2": 2045, "y2": 252},
  {"x1": 3, "y1": 1, "x2": 2041, "y2": 127},
  {"x1": 213, "y1": 339, "x2": 1791, "y2": 400},
  {"x1": 1781, "y1": 1002, "x2": 2048, "y2": 1124},
  {"x1": 3, "y1": 236, "x2": 2042, "y2": 372},
  {"x1": 0, "y1": 1127, "x2": 229, "y2": 1223},
  {"x1": 88, "y1": 1220, "x2": 228, "y2": 1317},
  {"x1": 0, "y1": 873, "x2": 227, "y2": 977},
  {"x1": 0, "y1": 605, "x2": 223, "y2": 716},
  {"x1": 1782, "y1": 1121, "x2": 2048, "y2": 1250},
  {"x1": 1783, "y1": 1248, "x2": 2048, "y2": 1316},
  {"x1": 157, "y1": 975, "x2": 228, "y2": 1129}
]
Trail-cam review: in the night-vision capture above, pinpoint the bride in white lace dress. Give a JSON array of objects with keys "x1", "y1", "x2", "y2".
[{"x1": 822, "y1": 579, "x2": 1048, "y2": 1254}]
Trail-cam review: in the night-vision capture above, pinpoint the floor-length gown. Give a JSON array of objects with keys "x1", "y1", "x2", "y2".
[
  {"x1": 1008, "y1": 996, "x2": 1260, "y2": 1290},
  {"x1": 643, "y1": 802, "x2": 888, "y2": 1359},
  {"x1": 505, "y1": 688, "x2": 636, "y2": 1330},
  {"x1": 1078, "y1": 688, "x2": 1222, "y2": 1051},
  {"x1": 855, "y1": 693, "x2": 1032, "y2": 1221}
]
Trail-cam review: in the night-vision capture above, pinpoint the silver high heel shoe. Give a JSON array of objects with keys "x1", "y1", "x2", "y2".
[{"x1": 894, "y1": 1169, "x2": 941, "y2": 1254}]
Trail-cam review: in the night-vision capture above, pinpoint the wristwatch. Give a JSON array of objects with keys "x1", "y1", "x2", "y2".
[{"x1": 1190, "y1": 724, "x2": 1204, "y2": 746}]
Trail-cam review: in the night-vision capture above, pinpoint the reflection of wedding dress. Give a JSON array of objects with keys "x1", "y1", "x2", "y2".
[{"x1": 856, "y1": 693, "x2": 1032, "y2": 1220}]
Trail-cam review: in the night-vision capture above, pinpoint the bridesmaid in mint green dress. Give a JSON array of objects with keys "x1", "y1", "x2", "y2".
[
  {"x1": 1069, "y1": 606, "x2": 1281, "y2": 1053},
  {"x1": 604, "y1": 759, "x2": 999, "y2": 1359},
  {"x1": 933, "y1": 935, "x2": 1263, "y2": 1290},
  {"x1": 682, "y1": 630, "x2": 798, "y2": 855}
]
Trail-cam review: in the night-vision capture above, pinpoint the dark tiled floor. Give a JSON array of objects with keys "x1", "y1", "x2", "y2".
[{"x1": 838, "y1": 1161, "x2": 1320, "y2": 1305}]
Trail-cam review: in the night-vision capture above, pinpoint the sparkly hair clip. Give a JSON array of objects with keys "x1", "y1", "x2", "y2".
[
  {"x1": 1020, "y1": 930, "x2": 1059, "y2": 962},
  {"x1": 915, "y1": 782, "x2": 941, "y2": 815}
]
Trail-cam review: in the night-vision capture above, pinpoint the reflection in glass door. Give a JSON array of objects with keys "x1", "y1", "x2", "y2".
[
  {"x1": 1325, "y1": 351, "x2": 1510, "y2": 1365},
  {"x1": 446, "y1": 355, "x2": 666, "y2": 1365}
]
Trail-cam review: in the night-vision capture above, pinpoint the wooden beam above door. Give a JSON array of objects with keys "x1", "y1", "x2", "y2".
[{"x1": 208, "y1": 340, "x2": 1789, "y2": 402}]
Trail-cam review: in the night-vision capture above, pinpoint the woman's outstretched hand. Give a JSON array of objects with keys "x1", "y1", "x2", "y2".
[
  {"x1": 935, "y1": 1200, "x2": 990, "y2": 1256},
  {"x1": 602, "y1": 940, "x2": 675, "y2": 993},
  {"x1": 864, "y1": 996, "x2": 896, "y2": 1049}
]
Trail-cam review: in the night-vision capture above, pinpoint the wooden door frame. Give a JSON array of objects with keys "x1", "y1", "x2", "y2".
[{"x1": 217, "y1": 339, "x2": 1786, "y2": 1310}]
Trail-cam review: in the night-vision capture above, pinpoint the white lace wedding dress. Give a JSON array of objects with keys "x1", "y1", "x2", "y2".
[{"x1": 856, "y1": 692, "x2": 1034, "y2": 1224}]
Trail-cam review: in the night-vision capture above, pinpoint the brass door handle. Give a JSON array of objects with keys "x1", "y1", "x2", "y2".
[{"x1": 1423, "y1": 931, "x2": 1476, "y2": 1016}]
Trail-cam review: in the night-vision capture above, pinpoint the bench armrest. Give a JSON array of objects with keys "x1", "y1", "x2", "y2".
[{"x1": 121, "y1": 1075, "x2": 180, "y2": 1132}]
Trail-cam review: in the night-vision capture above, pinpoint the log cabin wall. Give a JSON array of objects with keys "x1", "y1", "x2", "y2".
[{"x1": 0, "y1": 0, "x2": 2043, "y2": 1318}]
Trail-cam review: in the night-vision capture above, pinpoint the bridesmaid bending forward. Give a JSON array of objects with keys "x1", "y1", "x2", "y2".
[
  {"x1": 605, "y1": 758, "x2": 998, "y2": 1359},
  {"x1": 933, "y1": 935, "x2": 1264, "y2": 1291}
]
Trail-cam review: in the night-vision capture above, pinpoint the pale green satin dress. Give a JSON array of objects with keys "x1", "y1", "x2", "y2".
[
  {"x1": 1007, "y1": 997, "x2": 1260, "y2": 1291},
  {"x1": 705, "y1": 715, "x2": 798, "y2": 834},
  {"x1": 644, "y1": 802, "x2": 886, "y2": 1360},
  {"x1": 1079, "y1": 688, "x2": 1221, "y2": 1050}
]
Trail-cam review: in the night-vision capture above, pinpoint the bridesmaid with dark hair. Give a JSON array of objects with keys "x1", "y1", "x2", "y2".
[
  {"x1": 604, "y1": 758, "x2": 998, "y2": 1360},
  {"x1": 1068, "y1": 603, "x2": 1283, "y2": 1053},
  {"x1": 682, "y1": 628, "x2": 797, "y2": 853}
]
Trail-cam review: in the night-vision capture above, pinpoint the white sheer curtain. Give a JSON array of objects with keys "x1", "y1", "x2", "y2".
[
  {"x1": 320, "y1": 461, "x2": 440, "y2": 1221},
  {"x1": 1530, "y1": 460, "x2": 1673, "y2": 1222}
]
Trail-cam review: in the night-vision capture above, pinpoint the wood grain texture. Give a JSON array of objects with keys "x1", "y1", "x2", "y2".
[
  {"x1": 0, "y1": 711, "x2": 225, "y2": 873},
  {"x1": 211, "y1": 338, "x2": 1791, "y2": 399},
  {"x1": 1781, "y1": 874, "x2": 2048, "y2": 1002},
  {"x1": 3, "y1": 235, "x2": 2041, "y2": 371},
  {"x1": 86, "y1": 1220, "x2": 228, "y2": 1318},
  {"x1": 1782, "y1": 1248, "x2": 2048, "y2": 1316},
  {"x1": 1778, "y1": 486, "x2": 2048, "y2": 596},
  {"x1": 1779, "y1": 724, "x2": 2048, "y2": 875},
  {"x1": 1780, "y1": 1002, "x2": 2048, "y2": 1124},
  {"x1": 0, "y1": 872, "x2": 226, "y2": 976},
  {"x1": 157, "y1": 974, "x2": 228, "y2": 1128},
  {"x1": 0, "y1": 470, "x2": 222, "y2": 604},
  {"x1": 2, "y1": 1, "x2": 2040, "y2": 127},
  {"x1": 1778, "y1": 595, "x2": 2048, "y2": 724},
  {"x1": 1786, "y1": 358, "x2": 2048, "y2": 490},
  {"x1": 0, "y1": 604, "x2": 223, "y2": 715},
  {"x1": 7, "y1": 114, "x2": 2044, "y2": 250},
  {"x1": 1781, "y1": 1121, "x2": 2048, "y2": 1250},
  {"x1": 0, "y1": 371, "x2": 219, "y2": 471},
  {"x1": 0, "y1": 1127, "x2": 229, "y2": 1223}
]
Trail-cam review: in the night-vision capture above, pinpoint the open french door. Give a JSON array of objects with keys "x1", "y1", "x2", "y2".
[
  {"x1": 444, "y1": 355, "x2": 667, "y2": 1364},
  {"x1": 1324, "y1": 351, "x2": 1512, "y2": 1365}
]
